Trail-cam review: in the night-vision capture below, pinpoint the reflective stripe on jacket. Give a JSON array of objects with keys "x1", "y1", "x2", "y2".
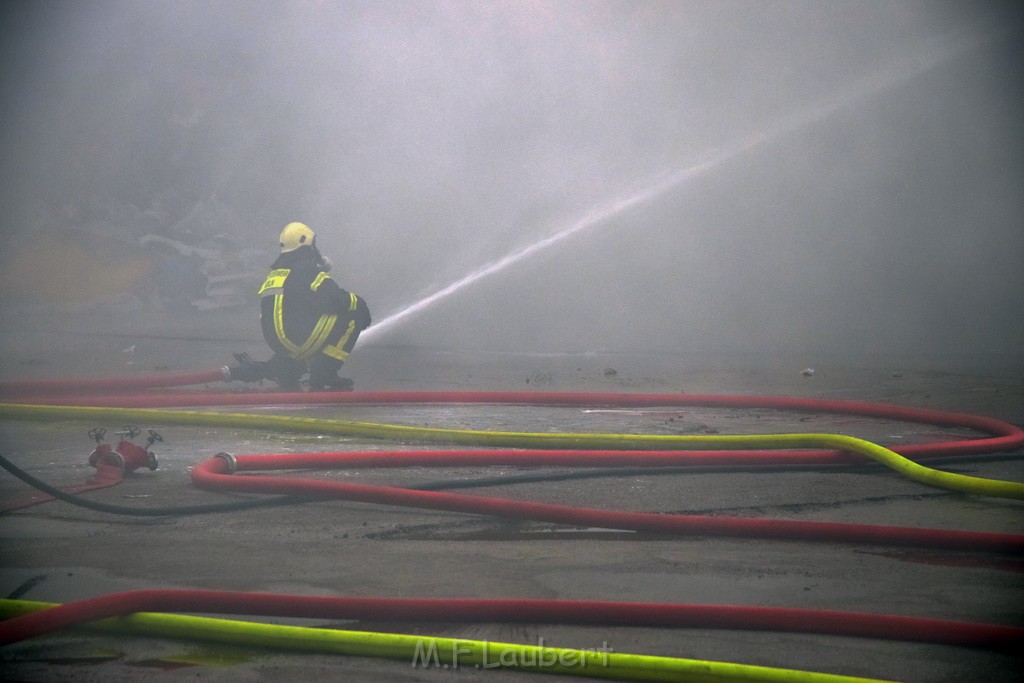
[{"x1": 258, "y1": 250, "x2": 361, "y2": 360}]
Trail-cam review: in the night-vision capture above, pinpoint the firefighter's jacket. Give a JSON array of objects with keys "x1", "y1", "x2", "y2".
[{"x1": 257, "y1": 249, "x2": 369, "y2": 361}]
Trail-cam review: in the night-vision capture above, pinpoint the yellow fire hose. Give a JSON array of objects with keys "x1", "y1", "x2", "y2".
[
  {"x1": 2, "y1": 399, "x2": 1020, "y2": 681},
  {"x1": 1, "y1": 402, "x2": 1021, "y2": 500},
  {"x1": 0, "y1": 599, "x2": 891, "y2": 683}
]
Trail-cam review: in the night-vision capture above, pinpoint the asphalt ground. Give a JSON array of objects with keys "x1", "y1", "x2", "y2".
[{"x1": 0, "y1": 324, "x2": 1022, "y2": 682}]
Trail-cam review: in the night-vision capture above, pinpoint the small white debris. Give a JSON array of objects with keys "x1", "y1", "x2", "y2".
[{"x1": 800, "y1": 368, "x2": 815, "y2": 376}]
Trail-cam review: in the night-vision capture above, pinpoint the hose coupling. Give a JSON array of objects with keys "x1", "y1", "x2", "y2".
[
  {"x1": 97, "y1": 451, "x2": 127, "y2": 470},
  {"x1": 213, "y1": 452, "x2": 238, "y2": 474}
]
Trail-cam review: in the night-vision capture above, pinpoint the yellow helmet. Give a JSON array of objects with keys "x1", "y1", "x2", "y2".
[{"x1": 279, "y1": 222, "x2": 315, "y2": 253}]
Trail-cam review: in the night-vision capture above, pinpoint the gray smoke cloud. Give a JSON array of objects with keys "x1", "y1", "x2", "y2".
[{"x1": 2, "y1": 0, "x2": 1021, "y2": 367}]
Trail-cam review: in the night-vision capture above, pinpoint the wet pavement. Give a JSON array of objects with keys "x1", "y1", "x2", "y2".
[{"x1": 1, "y1": 327, "x2": 1022, "y2": 681}]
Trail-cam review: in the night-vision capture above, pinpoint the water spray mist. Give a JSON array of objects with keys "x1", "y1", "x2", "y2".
[{"x1": 361, "y1": 20, "x2": 1003, "y2": 345}]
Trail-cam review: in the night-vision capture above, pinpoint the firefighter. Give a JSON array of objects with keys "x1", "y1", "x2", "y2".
[{"x1": 230, "y1": 222, "x2": 371, "y2": 391}]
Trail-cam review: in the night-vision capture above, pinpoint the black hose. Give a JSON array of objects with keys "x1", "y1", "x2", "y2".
[
  {"x1": 0, "y1": 453, "x2": 313, "y2": 516},
  {"x1": 411, "y1": 452, "x2": 1024, "y2": 490},
  {"x1": 3, "y1": 450, "x2": 1020, "y2": 518}
]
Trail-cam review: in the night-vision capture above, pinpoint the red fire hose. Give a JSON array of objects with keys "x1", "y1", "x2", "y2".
[
  {"x1": 0, "y1": 368, "x2": 229, "y2": 397},
  {"x1": 191, "y1": 453, "x2": 1024, "y2": 553},
  {"x1": 0, "y1": 461, "x2": 124, "y2": 513},
  {"x1": 1, "y1": 589, "x2": 1021, "y2": 649},
  {"x1": 9, "y1": 389, "x2": 1024, "y2": 464},
  {"x1": 2, "y1": 370, "x2": 1023, "y2": 662}
]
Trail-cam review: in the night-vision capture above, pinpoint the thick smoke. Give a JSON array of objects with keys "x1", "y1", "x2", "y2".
[{"x1": 1, "y1": 1, "x2": 1021, "y2": 367}]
